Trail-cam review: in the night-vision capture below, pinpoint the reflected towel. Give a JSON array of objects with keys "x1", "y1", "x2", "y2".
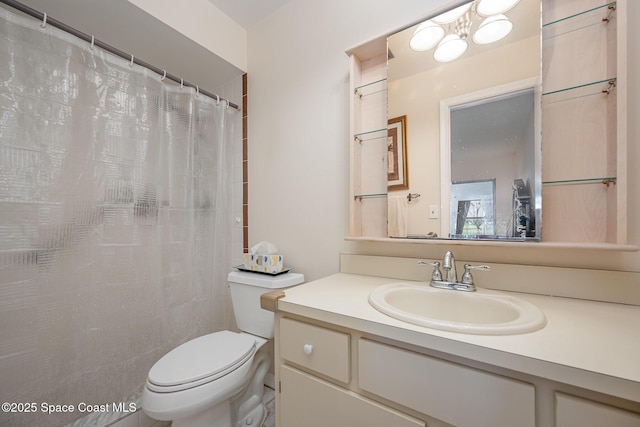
[{"x1": 387, "y1": 196, "x2": 408, "y2": 237}]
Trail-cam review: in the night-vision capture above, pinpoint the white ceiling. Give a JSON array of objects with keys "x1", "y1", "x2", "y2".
[{"x1": 207, "y1": 0, "x2": 291, "y2": 29}]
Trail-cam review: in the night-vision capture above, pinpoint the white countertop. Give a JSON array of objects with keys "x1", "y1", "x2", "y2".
[{"x1": 278, "y1": 273, "x2": 640, "y2": 402}]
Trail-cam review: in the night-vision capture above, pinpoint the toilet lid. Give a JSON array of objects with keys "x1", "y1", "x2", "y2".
[{"x1": 148, "y1": 331, "x2": 257, "y2": 390}]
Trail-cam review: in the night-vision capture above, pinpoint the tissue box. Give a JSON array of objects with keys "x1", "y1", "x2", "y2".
[{"x1": 243, "y1": 253, "x2": 284, "y2": 273}]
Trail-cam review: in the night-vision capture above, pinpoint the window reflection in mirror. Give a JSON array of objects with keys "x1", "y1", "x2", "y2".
[{"x1": 451, "y1": 180, "x2": 496, "y2": 237}]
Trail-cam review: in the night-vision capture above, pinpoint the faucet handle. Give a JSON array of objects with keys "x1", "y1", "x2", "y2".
[
  {"x1": 418, "y1": 260, "x2": 442, "y2": 281},
  {"x1": 461, "y1": 264, "x2": 490, "y2": 285}
]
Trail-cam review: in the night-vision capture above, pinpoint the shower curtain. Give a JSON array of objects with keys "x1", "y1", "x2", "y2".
[{"x1": 0, "y1": 7, "x2": 238, "y2": 426}]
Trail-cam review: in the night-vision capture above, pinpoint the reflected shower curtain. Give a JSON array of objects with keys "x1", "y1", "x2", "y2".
[{"x1": 0, "y1": 8, "x2": 237, "y2": 426}]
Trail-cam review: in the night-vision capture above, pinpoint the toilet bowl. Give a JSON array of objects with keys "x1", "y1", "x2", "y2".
[{"x1": 142, "y1": 271, "x2": 304, "y2": 427}]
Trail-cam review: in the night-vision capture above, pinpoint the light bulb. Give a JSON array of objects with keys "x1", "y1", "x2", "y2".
[
  {"x1": 473, "y1": 15, "x2": 513, "y2": 44},
  {"x1": 434, "y1": 34, "x2": 468, "y2": 63},
  {"x1": 409, "y1": 21, "x2": 445, "y2": 51}
]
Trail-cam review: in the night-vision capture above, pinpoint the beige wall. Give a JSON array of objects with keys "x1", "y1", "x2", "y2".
[
  {"x1": 246, "y1": 0, "x2": 447, "y2": 281},
  {"x1": 128, "y1": 0, "x2": 247, "y2": 71},
  {"x1": 248, "y1": 0, "x2": 640, "y2": 282}
]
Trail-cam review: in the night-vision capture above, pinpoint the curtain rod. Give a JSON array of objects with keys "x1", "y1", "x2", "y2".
[{"x1": 0, "y1": 0, "x2": 240, "y2": 110}]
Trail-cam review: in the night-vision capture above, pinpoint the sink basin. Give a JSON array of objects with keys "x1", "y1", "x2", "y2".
[{"x1": 369, "y1": 282, "x2": 546, "y2": 335}]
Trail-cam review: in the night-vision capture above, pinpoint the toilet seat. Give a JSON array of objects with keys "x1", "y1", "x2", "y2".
[{"x1": 147, "y1": 331, "x2": 257, "y2": 393}]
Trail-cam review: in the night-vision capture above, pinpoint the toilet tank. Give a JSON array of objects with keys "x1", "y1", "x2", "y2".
[{"x1": 228, "y1": 271, "x2": 304, "y2": 339}]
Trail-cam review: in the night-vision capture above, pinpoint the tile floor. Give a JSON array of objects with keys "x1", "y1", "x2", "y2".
[
  {"x1": 107, "y1": 386, "x2": 276, "y2": 427},
  {"x1": 263, "y1": 386, "x2": 276, "y2": 427}
]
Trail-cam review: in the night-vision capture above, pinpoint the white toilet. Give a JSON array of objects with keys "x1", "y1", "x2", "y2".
[{"x1": 142, "y1": 271, "x2": 304, "y2": 427}]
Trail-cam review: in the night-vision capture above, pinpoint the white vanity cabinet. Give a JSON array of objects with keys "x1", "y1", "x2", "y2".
[
  {"x1": 275, "y1": 313, "x2": 640, "y2": 427},
  {"x1": 276, "y1": 317, "x2": 425, "y2": 427},
  {"x1": 275, "y1": 316, "x2": 536, "y2": 427},
  {"x1": 270, "y1": 264, "x2": 640, "y2": 427},
  {"x1": 555, "y1": 393, "x2": 640, "y2": 427}
]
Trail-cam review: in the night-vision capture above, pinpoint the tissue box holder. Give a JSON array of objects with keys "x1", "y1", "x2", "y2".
[{"x1": 243, "y1": 254, "x2": 284, "y2": 273}]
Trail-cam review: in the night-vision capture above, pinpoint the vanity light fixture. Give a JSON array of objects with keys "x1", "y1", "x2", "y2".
[{"x1": 409, "y1": 0, "x2": 519, "y2": 62}]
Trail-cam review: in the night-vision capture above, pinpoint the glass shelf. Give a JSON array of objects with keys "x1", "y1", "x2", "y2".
[
  {"x1": 542, "y1": 78, "x2": 616, "y2": 104},
  {"x1": 354, "y1": 127, "x2": 387, "y2": 143},
  {"x1": 354, "y1": 78, "x2": 387, "y2": 98},
  {"x1": 542, "y1": 177, "x2": 616, "y2": 186},
  {"x1": 543, "y1": 2, "x2": 616, "y2": 40}
]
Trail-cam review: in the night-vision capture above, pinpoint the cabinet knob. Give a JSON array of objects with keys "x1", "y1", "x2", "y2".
[{"x1": 303, "y1": 344, "x2": 314, "y2": 355}]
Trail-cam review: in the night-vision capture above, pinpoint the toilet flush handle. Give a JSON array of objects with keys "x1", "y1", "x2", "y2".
[{"x1": 303, "y1": 344, "x2": 314, "y2": 355}]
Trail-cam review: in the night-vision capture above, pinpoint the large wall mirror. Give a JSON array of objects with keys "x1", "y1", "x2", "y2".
[{"x1": 387, "y1": 0, "x2": 541, "y2": 241}]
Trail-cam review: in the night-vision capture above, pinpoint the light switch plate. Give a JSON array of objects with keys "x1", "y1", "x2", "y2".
[{"x1": 429, "y1": 205, "x2": 440, "y2": 219}]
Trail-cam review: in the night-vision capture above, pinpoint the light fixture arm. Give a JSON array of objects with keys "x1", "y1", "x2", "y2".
[{"x1": 453, "y1": 11, "x2": 473, "y2": 40}]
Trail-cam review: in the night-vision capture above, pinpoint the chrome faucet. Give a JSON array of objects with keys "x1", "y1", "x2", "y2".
[
  {"x1": 442, "y1": 250, "x2": 458, "y2": 283},
  {"x1": 419, "y1": 250, "x2": 490, "y2": 292}
]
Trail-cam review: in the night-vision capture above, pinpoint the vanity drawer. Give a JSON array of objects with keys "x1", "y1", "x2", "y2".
[
  {"x1": 279, "y1": 317, "x2": 350, "y2": 383},
  {"x1": 358, "y1": 339, "x2": 535, "y2": 427}
]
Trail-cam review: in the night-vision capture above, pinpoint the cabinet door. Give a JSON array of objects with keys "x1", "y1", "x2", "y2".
[
  {"x1": 279, "y1": 365, "x2": 425, "y2": 427},
  {"x1": 556, "y1": 393, "x2": 640, "y2": 427},
  {"x1": 358, "y1": 339, "x2": 535, "y2": 427}
]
